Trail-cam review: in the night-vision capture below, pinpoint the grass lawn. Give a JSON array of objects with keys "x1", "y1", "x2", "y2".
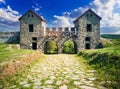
[
  {"x1": 0, "y1": 43, "x2": 44, "y2": 88},
  {"x1": 82, "y1": 46, "x2": 120, "y2": 56},
  {"x1": 78, "y1": 39, "x2": 120, "y2": 89},
  {"x1": 0, "y1": 43, "x2": 33, "y2": 63}
]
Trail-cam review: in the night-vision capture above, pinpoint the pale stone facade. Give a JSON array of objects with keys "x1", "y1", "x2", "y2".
[
  {"x1": 19, "y1": 9, "x2": 101, "y2": 53},
  {"x1": 74, "y1": 9, "x2": 101, "y2": 51}
]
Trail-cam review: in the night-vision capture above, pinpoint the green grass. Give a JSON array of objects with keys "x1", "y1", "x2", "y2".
[
  {"x1": 0, "y1": 43, "x2": 45, "y2": 88},
  {"x1": 0, "y1": 43, "x2": 33, "y2": 63},
  {"x1": 0, "y1": 55, "x2": 45, "y2": 88},
  {"x1": 78, "y1": 40, "x2": 120, "y2": 89},
  {"x1": 82, "y1": 46, "x2": 120, "y2": 56}
]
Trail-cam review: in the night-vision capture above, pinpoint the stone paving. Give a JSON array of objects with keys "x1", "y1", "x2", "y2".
[{"x1": 16, "y1": 54, "x2": 101, "y2": 89}]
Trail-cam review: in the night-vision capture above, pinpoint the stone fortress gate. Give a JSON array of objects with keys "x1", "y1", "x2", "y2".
[{"x1": 19, "y1": 9, "x2": 101, "y2": 53}]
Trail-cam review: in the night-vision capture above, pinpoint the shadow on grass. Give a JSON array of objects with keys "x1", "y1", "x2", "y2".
[{"x1": 78, "y1": 51, "x2": 120, "y2": 89}]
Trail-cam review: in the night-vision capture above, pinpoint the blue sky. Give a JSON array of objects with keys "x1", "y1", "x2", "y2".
[{"x1": 0, "y1": 0, "x2": 120, "y2": 34}]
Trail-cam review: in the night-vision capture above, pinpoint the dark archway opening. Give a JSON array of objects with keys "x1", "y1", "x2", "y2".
[
  {"x1": 44, "y1": 41, "x2": 58, "y2": 54},
  {"x1": 62, "y1": 40, "x2": 77, "y2": 54}
]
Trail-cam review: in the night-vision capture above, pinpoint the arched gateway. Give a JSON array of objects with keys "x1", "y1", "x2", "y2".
[{"x1": 19, "y1": 9, "x2": 101, "y2": 53}]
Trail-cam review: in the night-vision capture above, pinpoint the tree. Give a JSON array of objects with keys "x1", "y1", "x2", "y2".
[
  {"x1": 47, "y1": 41, "x2": 58, "y2": 54},
  {"x1": 62, "y1": 40, "x2": 75, "y2": 54}
]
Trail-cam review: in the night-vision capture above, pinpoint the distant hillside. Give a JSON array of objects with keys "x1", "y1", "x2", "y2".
[{"x1": 101, "y1": 34, "x2": 120, "y2": 39}]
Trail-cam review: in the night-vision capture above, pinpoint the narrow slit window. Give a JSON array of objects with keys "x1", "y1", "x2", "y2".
[
  {"x1": 29, "y1": 24, "x2": 34, "y2": 32},
  {"x1": 28, "y1": 14, "x2": 30, "y2": 17},
  {"x1": 65, "y1": 27, "x2": 69, "y2": 32},
  {"x1": 86, "y1": 14, "x2": 89, "y2": 17},
  {"x1": 76, "y1": 27, "x2": 79, "y2": 31},
  {"x1": 90, "y1": 14, "x2": 92, "y2": 17},
  {"x1": 87, "y1": 24, "x2": 92, "y2": 32},
  {"x1": 85, "y1": 37, "x2": 90, "y2": 41},
  {"x1": 71, "y1": 27, "x2": 75, "y2": 32},
  {"x1": 32, "y1": 37, "x2": 37, "y2": 41},
  {"x1": 31, "y1": 14, "x2": 34, "y2": 17}
]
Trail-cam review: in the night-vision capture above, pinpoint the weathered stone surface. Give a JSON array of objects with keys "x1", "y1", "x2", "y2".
[
  {"x1": 74, "y1": 81, "x2": 83, "y2": 85},
  {"x1": 59, "y1": 85, "x2": 68, "y2": 89},
  {"x1": 23, "y1": 84, "x2": 31, "y2": 87},
  {"x1": 71, "y1": 75, "x2": 80, "y2": 80},
  {"x1": 34, "y1": 81, "x2": 41, "y2": 86},
  {"x1": 45, "y1": 80, "x2": 53, "y2": 85},
  {"x1": 19, "y1": 81, "x2": 27, "y2": 85},
  {"x1": 88, "y1": 70, "x2": 96, "y2": 73},
  {"x1": 49, "y1": 75, "x2": 56, "y2": 80},
  {"x1": 88, "y1": 78, "x2": 96, "y2": 81},
  {"x1": 80, "y1": 85, "x2": 97, "y2": 89},
  {"x1": 56, "y1": 80, "x2": 62, "y2": 85}
]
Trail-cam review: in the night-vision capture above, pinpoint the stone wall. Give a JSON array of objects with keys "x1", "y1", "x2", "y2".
[
  {"x1": 37, "y1": 36, "x2": 78, "y2": 53},
  {"x1": 20, "y1": 26, "x2": 78, "y2": 53},
  {"x1": 0, "y1": 32, "x2": 20, "y2": 43},
  {"x1": 74, "y1": 10, "x2": 100, "y2": 51}
]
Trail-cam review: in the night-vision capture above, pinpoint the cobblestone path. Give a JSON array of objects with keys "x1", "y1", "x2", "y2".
[{"x1": 16, "y1": 54, "x2": 101, "y2": 89}]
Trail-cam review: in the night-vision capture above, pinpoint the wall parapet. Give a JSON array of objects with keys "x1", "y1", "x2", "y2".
[{"x1": 45, "y1": 27, "x2": 78, "y2": 37}]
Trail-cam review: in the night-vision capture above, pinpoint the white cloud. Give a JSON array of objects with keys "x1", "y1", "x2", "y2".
[
  {"x1": 7, "y1": 6, "x2": 19, "y2": 15},
  {"x1": 53, "y1": 15, "x2": 73, "y2": 27},
  {"x1": 0, "y1": 6, "x2": 21, "y2": 32},
  {"x1": 0, "y1": 6, "x2": 21, "y2": 22},
  {"x1": 51, "y1": 7, "x2": 88, "y2": 27},
  {"x1": 91, "y1": 0, "x2": 120, "y2": 28},
  {"x1": 90, "y1": 0, "x2": 120, "y2": 34},
  {"x1": 0, "y1": 0, "x2": 5, "y2": 4},
  {"x1": 32, "y1": 2, "x2": 42, "y2": 12},
  {"x1": 34, "y1": 8, "x2": 40, "y2": 11},
  {"x1": 114, "y1": 30, "x2": 120, "y2": 34},
  {"x1": 52, "y1": 0, "x2": 120, "y2": 34}
]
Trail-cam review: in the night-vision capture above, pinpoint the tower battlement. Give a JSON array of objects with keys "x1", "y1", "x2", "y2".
[{"x1": 45, "y1": 27, "x2": 78, "y2": 37}]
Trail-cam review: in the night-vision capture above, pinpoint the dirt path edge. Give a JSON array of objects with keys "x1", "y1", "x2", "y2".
[{"x1": 0, "y1": 50, "x2": 42, "y2": 78}]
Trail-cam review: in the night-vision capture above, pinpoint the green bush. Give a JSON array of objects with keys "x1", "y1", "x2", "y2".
[
  {"x1": 62, "y1": 41, "x2": 75, "y2": 54},
  {"x1": 104, "y1": 42, "x2": 112, "y2": 47},
  {"x1": 46, "y1": 41, "x2": 58, "y2": 54}
]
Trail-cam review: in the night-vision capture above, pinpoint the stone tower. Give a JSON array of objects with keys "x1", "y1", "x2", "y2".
[
  {"x1": 74, "y1": 9, "x2": 101, "y2": 51},
  {"x1": 19, "y1": 10, "x2": 46, "y2": 49}
]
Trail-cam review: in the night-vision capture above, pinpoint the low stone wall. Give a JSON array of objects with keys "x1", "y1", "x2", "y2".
[{"x1": 0, "y1": 32, "x2": 20, "y2": 43}]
